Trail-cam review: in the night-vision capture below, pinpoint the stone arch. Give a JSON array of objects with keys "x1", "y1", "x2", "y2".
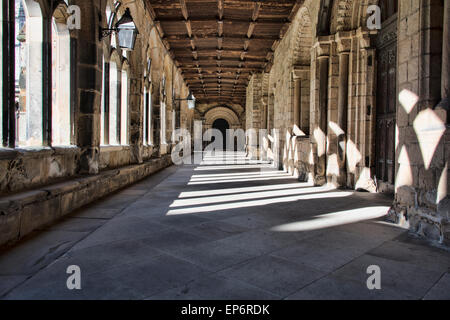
[
  {"x1": 52, "y1": 1, "x2": 70, "y2": 24},
  {"x1": 23, "y1": 0, "x2": 47, "y2": 17},
  {"x1": 15, "y1": 0, "x2": 46, "y2": 146},
  {"x1": 204, "y1": 107, "x2": 241, "y2": 130},
  {"x1": 291, "y1": 7, "x2": 314, "y2": 66},
  {"x1": 330, "y1": 0, "x2": 355, "y2": 34},
  {"x1": 109, "y1": 48, "x2": 122, "y2": 67}
]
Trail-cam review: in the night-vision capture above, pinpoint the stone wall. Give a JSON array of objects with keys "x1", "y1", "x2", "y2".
[
  {"x1": 0, "y1": 155, "x2": 172, "y2": 247},
  {"x1": 245, "y1": 0, "x2": 450, "y2": 245},
  {"x1": 0, "y1": 0, "x2": 193, "y2": 196},
  {"x1": 392, "y1": 0, "x2": 450, "y2": 244},
  {"x1": 0, "y1": 0, "x2": 192, "y2": 246}
]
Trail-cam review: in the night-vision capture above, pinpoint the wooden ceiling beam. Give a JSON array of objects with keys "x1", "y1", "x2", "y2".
[
  {"x1": 148, "y1": 0, "x2": 301, "y2": 101},
  {"x1": 185, "y1": 78, "x2": 248, "y2": 83},
  {"x1": 195, "y1": 98, "x2": 245, "y2": 104},
  {"x1": 178, "y1": 56, "x2": 266, "y2": 63},
  {"x1": 158, "y1": 17, "x2": 286, "y2": 25},
  {"x1": 188, "y1": 83, "x2": 247, "y2": 91},
  {"x1": 172, "y1": 48, "x2": 267, "y2": 56},
  {"x1": 236, "y1": 1, "x2": 261, "y2": 72},
  {"x1": 163, "y1": 34, "x2": 279, "y2": 42},
  {"x1": 187, "y1": 78, "x2": 247, "y2": 83},
  {"x1": 150, "y1": 0, "x2": 295, "y2": 8},
  {"x1": 177, "y1": 0, "x2": 203, "y2": 86},
  {"x1": 217, "y1": 0, "x2": 224, "y2": 75},
  {"x1": 263, "y1": 0, "x2": 303, "y2": 72}
]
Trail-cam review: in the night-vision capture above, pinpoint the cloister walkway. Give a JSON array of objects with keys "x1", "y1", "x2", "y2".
[{"x1": 0, "y1": 152, "x2": 449, "y2": 299}]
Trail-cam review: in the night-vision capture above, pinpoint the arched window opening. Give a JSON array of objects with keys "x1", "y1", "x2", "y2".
[
  {"x1": 109, "y1": 59, "x2": 119, "y2": 145},
  {"x1": 145, "y1": 58, "x2": 152, "y2": 145},
  {"x1": 15, "y1": 0, "x2": 43, "y2": 147},
  {"x1": 147, "y1": 87, "x2": 153, "y2": 145},
  {"x1": 143, "y1": 81, "x2": 152, "y2": 146},
  {"x1": 143, "y1": 85, "x2": 148, "y2": 145},
  {"x1": 172, "y1": 108, "x2": 176, "y2": 143},
  {"x1": 51, "y1": 4, "x2": 71, "y2": 146},
  {"x1": 161, "y1": 101, "x2": 166, "y2": 144},
  {"x1": 101, "y1": 57, "x2": 106, "y2": 145},
  {"x1": 160, "y1": 76, "x2": 166, "y2": 144},
  {"x1": 120, "y1": 63, "x2": 129, "y2": 145}
]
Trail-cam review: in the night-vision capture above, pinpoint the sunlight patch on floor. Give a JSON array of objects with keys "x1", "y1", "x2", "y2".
[{"x1": 271, "y1": 206, "x2": 391, "y2": 232}]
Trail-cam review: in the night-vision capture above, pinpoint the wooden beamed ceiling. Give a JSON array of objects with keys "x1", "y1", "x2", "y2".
[{"x1": 145, "y1": 0, "x2": 303, "y2": 104}]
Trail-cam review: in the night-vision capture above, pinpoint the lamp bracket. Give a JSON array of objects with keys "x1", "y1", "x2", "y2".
[{"x1": 99, "y1": 27, "x2": 117, "y2": 41}]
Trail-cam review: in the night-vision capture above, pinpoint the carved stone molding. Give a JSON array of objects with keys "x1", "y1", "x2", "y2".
[
  {"x1": 292, "y1": 65, "x2": 310, "y2": 79},
  {"x1": 335, "y1": 31, "x2": 353, "y2": 53}
]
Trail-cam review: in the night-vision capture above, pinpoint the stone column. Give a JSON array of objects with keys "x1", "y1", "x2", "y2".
[
  {"x1": 336, "y1": 52, "x2": 349, "y2": 185},
  {"x1": 293, "y1": 76, "x2": 301, "y2": 129},
  {"x1": 129, "y1": 39, "x2": 144, "y2": 164},
  {"x1": 314, "y1": 41, "x2": 330, "y2": 185},
  {"x1": 293, "y1": 66, "x2": 311, "y2": 135},
  {"x1": 336, "y1": 33, "x2": 352, "y2": 186},
  {"x1": 73, "y1": 0, "x2": 102, "y2": 174}
]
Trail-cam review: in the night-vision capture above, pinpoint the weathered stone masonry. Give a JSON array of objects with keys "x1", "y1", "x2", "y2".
[
  {"x1": 0, "y1": 0, "x2": 193, "y2": 246},
  {"x1": 245, "y1": 0, "x2": 450, "y2": 245},
  {"x1": 0, "y1": 0, "x2": 448, "y2": 248}
]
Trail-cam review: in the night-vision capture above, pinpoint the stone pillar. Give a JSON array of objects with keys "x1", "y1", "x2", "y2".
[
  {"x1": 74, "y1": 0, "x2": 102, "y2": 174},
  {"x1": 292, "y1": 66, "x2": 310, "y2": 135},
  {"x1": 129, "y1": 39, "x2": 144, "y2": 164},
  {"x1": 336, "y1": 52, "x2": 349, "y2": 185},
  {"x1": 315, "y1": 41, "x2": 330, "y2": 185},
  {"x1": 336, "y1": 33, "x2": 352, "y2": 186},
  {"x1": 293, "y1": 76, "x2": 301, "y2": 129}
]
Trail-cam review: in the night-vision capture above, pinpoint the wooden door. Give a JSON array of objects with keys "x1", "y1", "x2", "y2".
[{"x1": 376, "y1": 6, "x2": 397, "y2": 185}]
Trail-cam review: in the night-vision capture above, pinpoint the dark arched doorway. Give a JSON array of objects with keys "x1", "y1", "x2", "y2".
[{"x1": 212, "y1": 118, "x2": 229, "y2": 150}]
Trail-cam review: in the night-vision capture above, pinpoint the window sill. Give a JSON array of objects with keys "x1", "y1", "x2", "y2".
[
  {"x1": 100, "y1": 145, "x2": 131, "y2": 153},
  {"x1": 0, "y1": 145, "x2": 80, "y2": 160}
]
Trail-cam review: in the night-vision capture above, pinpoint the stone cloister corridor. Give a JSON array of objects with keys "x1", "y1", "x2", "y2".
[
  {"x1": 0, "y1": 152, "x2": 449, "y2": 300},
  {"x1": 1, "y1": 0, "x2": 450, "y2": 302}
]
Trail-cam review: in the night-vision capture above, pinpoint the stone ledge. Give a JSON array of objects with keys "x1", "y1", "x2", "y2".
[
  {"x1": 0, "y1": 146, "x2": 80, "y2": 160},
  {"x1": 0, "y1": 155, "x2": 172, "y2": 248}
]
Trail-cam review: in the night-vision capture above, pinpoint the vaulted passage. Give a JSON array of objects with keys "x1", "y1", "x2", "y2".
[
  {"x1": 0, "y1": 0, "x2": 449, "y2": 300},
  {"x1": 2, "y1": 152, "x2": 450, "y2": 299}
]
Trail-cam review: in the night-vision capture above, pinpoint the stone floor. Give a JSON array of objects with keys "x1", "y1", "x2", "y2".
[{"x1": 0, "y1": 152, "x2": 449, "y2": 300}]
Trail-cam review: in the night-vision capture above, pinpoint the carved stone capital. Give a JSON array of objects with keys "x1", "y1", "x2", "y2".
[
  {"x1": 313, "y1": 42, "x2": 330, "y2": 57},
  {"x1": 356, "y1": 27, "x2": 375, "y2": 49},
  {"x1": 292, "y1": 65, "x2": 310, "y2": 79},
  {"x1": 313, "y1": 35, "x2": 334, "y2": 57},
  {"x1": 335, "y1": 31, "x2": 353, "y2": 53}
]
